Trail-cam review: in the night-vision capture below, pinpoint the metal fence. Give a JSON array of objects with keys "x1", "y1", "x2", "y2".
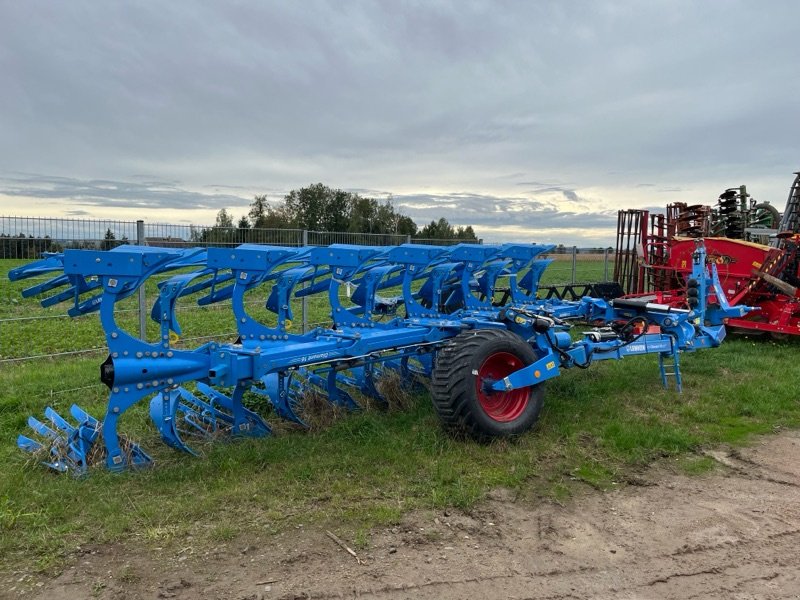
[{"x1": 1, "y1": 215, "x2": 614, "y2": 365}]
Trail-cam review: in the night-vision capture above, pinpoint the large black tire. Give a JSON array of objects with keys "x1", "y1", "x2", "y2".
[{"x1": 431, "y1": 329, "x2": 544, "y2": 441}]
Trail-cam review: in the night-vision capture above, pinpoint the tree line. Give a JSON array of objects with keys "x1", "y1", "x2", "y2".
[
  {"x1": 0, "y1": 183, "x2": 480, "y2": 258},
  {"x1": 193, "y1": 183, "x2": 478, "y2": 245}
]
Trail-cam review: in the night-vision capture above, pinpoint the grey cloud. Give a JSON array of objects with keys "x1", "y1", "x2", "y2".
[
  {"x1": 393, "y1": 193, "x2": 616, "y2": 231},
  {"x1": 0, "y1": 1, "x2": 798, "y2": 244},
  {"x1": 203, "y1": 183, "x2": 249, "y2": 191},
  {"x1": 514, "y1": 182, "x2": 564, "y2": 188},
  {"x1": 0, "y1": 174, "x2": 251, "y2": 210}
]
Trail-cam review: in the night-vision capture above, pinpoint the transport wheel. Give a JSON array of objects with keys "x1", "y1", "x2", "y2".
[{"x1": 431, "y1": 329, "x2": 544, "y2": 441}]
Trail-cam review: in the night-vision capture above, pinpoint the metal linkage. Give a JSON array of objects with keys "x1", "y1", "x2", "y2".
[
  {"x1": 488, "y1": 241, "x2": 753, "y2": 396},
  {"x1": 11, "y1": 240, "x2": 747, "y2": 474}
]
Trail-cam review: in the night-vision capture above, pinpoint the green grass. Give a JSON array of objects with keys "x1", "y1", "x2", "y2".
[
  {"x1": 538, "y1": 255, "x2": 609, "y2": 286},
  {"x1": 2, "y1": 337, "x2": 799, "y2": 571},
  {"x1": 678, "y1": 455, "x2": 718, "y2": 475},
  {"x1": 1, "y1": 257, "x2": 799, "y2": 573}
]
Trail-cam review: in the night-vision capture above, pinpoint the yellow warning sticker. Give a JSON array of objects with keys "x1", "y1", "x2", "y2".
[{"x1": 546, "y1": 361, "x2": 556, "y2": 370}]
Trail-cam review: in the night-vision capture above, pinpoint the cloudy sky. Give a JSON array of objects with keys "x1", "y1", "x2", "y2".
[{"x1": 1, "y1": 1, "x2": 798, "y2": 245}]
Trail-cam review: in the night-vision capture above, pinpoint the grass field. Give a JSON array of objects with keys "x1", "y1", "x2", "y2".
[{"x1": 1, "y1": 257, "x2": 799, "y2": 573}]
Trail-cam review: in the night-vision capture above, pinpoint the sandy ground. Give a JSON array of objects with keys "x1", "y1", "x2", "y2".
[{"x1": 4, "y1": 431, "x2": 800, "y2": 600}]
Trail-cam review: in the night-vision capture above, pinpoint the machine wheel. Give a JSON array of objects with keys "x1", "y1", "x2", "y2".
[{"x1": 431, "y1": 329, "x2": 544, "y2": 441}]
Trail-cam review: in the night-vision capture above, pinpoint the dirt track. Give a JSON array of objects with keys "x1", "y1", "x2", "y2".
[{"x1": 5, "y1": 431, "x2": 800, "y2": 600}]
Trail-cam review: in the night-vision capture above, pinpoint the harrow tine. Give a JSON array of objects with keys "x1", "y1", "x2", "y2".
[
  {"x1": 195, "y1": 381, "x2": 272, "y2": 437},
  {"x1": 70, "y1": 404, "x2": 100, "y2": 428},
  {"x1": 18, "y1": 406, "x2": 104, "y2": 475},
  {"x1": 17, "y1": 434, "x2": 74, "y2": 474},
  {"x1": 178, "y1": 387, "x2": 234, "y2": 428},
  {"x1": 287, "y1": 368, "x2": 361, "y2": 412},
  {"x1": 150, "y1": 383, "x2": 272, "y2": 456},
  {"x1": 45, "y1": 406, "x2": 76, "y2": 434},
  {"x1": 149, "y1": 389, "x2": 201, "y2": 455},
  {"x1": 67, "y1": 404, "x2": 102, "y2": 459},
  {"x1": 27, "y1": 416, "x2": 60, "y2": 440},
  {"x1": 16, "y1": 434, "x2": 44, "y2": 453}
]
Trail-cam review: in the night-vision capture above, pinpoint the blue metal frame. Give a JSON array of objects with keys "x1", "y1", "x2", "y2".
[{"x1": 10, "y1": 239, "x2": 751, "y2": 474}]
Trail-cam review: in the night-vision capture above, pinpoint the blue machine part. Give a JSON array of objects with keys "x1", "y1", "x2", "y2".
[{"x1": 11, "y1": 239, "x2": 749, "y2": 473}]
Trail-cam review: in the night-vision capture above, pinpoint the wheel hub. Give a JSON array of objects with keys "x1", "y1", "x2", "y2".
[{"x1": 476, "y1": 351, "x2": 531, "y2": 422}]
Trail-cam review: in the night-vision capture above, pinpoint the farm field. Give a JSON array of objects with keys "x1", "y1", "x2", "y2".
[{"x1": 1, "y1": 255, "x2": 799, "y2": 591}]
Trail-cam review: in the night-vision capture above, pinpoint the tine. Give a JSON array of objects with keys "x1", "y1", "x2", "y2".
[
  {"x1": 180, "y1": 396, "x2": 226, "y2": 431},
  {"x1": 195, "y1": 382, "x2": 232, "y2": 409},
  {"x1": 70, "y1": 404, "x2": 99, "y2": 427},
  {"x1": 17, "y1": 434, "x2": 43, "y2": 453},
  {"x1": 28, "y1": 416, "x2": 60, "y2": 440},
  {"x1": 182, "y1": 411, "x2": 217, "y2": 435},
  {"x1": 41, "y1": 458, "x2": 70, "y2": 474},
  {"x1": 45, "y1": 407, "x2": 76, "y2": 434},
  {"x1": 128, "y1": 444, "x2": 153, "y2": 468},
  {"x1": 180, "y1": 387, "x2": 235, "y2": 425},
  {"x1": 148, "y1": 391, "x2": 200, "y2": 456}
]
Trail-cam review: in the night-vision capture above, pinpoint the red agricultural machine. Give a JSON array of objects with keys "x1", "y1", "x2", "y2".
[{"x1": 615, "y1": 170, "x2": 800, "y2": 338}]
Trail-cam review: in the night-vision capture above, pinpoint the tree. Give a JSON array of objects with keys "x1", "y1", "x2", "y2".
[
  {"x1": 416, "y1": 218, "x2": 478, "y2": 242},
  {"x1": 456, "y1": 225, "x2": 478, "y2": 241},
  {"x1": 248, "y1": 194, "x2": 297, "y2": 229},
  {"x1": 395, "y1": 214, "x2": 418, "y2": 237},
  {"x1": 418, "y1": 217, "x2": 455, "y2": 240},
  {"x1": 284, "y1": 183, "x2": 350, "y2": 232},
  {"x1": 348, "y1": 195, "x2": 379, "y2": 233},
  {"x1": 215, "y1": 209, "x2": 234, "y2": 229},
  {"x1": 248, "y1": 195, "x2": 270, "y2": 228},
  {"x1": 101, "y1": 228, "x2": 117, "y2": 251},
  {"x1": 235, "y1": 215, "x2": 251, "y2": 244},
  {"x1": 196, "y1": 209, "x2": 237, "y2": 246}
]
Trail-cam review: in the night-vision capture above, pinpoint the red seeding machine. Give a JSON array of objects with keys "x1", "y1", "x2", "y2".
[{"x1": 615, "y1": 170, "x2": 800, "y2": 339}]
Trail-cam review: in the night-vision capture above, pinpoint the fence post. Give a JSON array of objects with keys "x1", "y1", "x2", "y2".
[
  {"x1": 571, "y1": 246, "x2": 577, "y2": 283},
  {"x1": 301, "y1": 230, "x2": 308, "y2": 334},
  {"x1": 405, "y1": 234, "x2": 411, "y2": 244},
  {"x1": 136, "y1": 220, "x2": 147, "y2": 340},
  {"x1": 603, "y1": 247, "x2": 610, "y2": 281}
]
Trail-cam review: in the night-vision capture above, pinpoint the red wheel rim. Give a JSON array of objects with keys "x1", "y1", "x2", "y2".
[{"x1": 475, "y1": 351, "x2": 531, "y2": 422}]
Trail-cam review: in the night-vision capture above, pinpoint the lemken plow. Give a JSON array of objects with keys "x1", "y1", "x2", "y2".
[{"x1": 9, "y1": 241, "x2": 752, "y2": 475}]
